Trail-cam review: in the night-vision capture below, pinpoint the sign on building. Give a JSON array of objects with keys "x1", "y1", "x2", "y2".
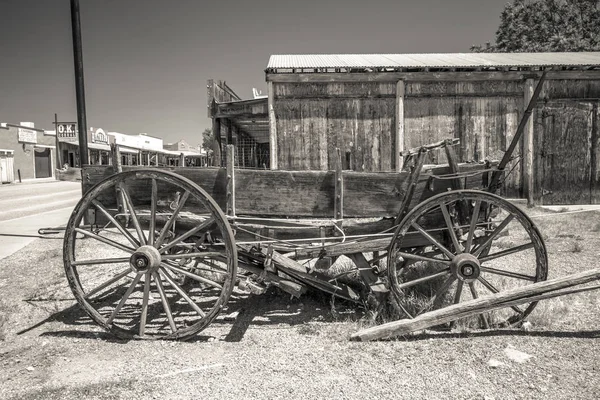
[
  {"x1": 57, "y1": 123, "x2": 78, "y2": 143},
  {"x1": 17, "y1": 128, "x2": 37, "y2": 144},
  {"x1": 91, "y1": 128, "x2": 109, "y2": 145}
]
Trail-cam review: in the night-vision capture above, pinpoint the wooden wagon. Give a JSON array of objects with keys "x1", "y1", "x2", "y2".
[{"x1": 64, "y1": 72, "x2": 596, "y2": 341}]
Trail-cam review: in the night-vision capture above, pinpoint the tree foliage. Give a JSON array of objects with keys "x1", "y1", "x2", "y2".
[
  {"x1": 471, "y1": 0, "x2": 600, "y2": 52},
  {"x1": 201, "y1": 127, "x2": 213, "y2": 153}
]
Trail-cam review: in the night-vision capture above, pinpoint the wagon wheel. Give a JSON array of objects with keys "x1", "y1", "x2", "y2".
[
  {"x1": 64, "y1": 169, "x2": 237, "y2": 340},
  {"x1": 387, "y1": 190, "x2": 548, "y2": 329}
]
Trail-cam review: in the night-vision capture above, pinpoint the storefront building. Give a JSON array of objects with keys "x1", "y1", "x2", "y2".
[{"x1": 0, "y1": 122, "x2": 56, "y2": 182}]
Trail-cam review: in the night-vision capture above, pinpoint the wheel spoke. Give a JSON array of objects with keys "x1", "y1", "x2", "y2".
[
  {"x1": 480, "y1": 266, "x2": 536, "y2": 281},
  {"x1": 160, "y1": 268, "x2": 206, "y2": 318},
  {"x1": 465, "y1": 200, "x2": 482, "y2": 253},
  {"x1": 72, "y1": 257, "x2": 130, "y2": 266},
  {"x1": 478, "y1": 276, "x2": 524, "y2": 315},
  {"x1": 411, "y1": 222, "x2": 455, "y2": 259},
  {"x1": 106, "y1": 272, "x2": 143, "y2": 325},
  {"x1": 432, "y1": 275, "x2": 456, "y2": 308},
  {"x1": 84, "y1": 268, "x2": 133, "y2": 299},
  {"x1": 162, "y1": 262, "x2": 223, "y2": 290},
  {"x1": 155, "y1": 191, "x2": 191, "y2": 248},
  {"x1": 159, "y1": 218, "x2": 215, "y2": 254},
  {"x1": 152, "y1": 272, "x2": 177, "y2": 333},
  {"x1": 118, "y1": 182, "x2": 147, "y2": 246},
  {"x1": 149, "y1": 178, "x2": 157, "y2": 246},
  {"x1": 479, "y1": 242, "x2": 535, "y2": 263},
  {"x1": 75, "y1": 227, "x2": 135, "y2": 254},
  {"x1": 440, "y1": 203, "x2": 461, "y2": 253},
  {"x1": 453, "y1": 280, "x2": 464, "y2": 304},
  {"x1": 468, "y1": 282, "x2": 490, "y2": 329},
  {"x1": 395, "y1": 251, "x2": 451, "y2": 265},
  {"x1": 472, "y1": 214, "x2": 514, "y2": 257},
  {"x1": 448, "y1": 280, "x2": 464, "y2": 330},
  {"x1": 139, "y1": 273, "x2": 151, "y2": 336},
  {"x1": 395, "y1": 268, "x2": 451, "y2": 291},
  {"x1": 91, "y1": 199, "x2": 140, "y2": 248}
]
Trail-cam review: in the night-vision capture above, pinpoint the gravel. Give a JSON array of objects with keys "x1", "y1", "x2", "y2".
[{"x1": 0, "y1": 207, "x2": 599, "y2": 399}]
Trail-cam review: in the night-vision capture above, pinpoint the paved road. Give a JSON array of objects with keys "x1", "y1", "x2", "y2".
[{"x1": 0, "y1": 181, "x2": 82, "y2": 260}]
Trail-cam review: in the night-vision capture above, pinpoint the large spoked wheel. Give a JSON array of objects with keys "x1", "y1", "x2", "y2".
[
  {"x1": 64, "y1": 169, "x2": 237, "y2": 340},
  {"x1": 387, "y1": 190, "x2": 548, "y2": 329}
]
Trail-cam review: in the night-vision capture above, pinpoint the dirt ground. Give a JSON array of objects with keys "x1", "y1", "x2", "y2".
[{"x1": 1, "y1": 205, "x2": 599, "y2": 400}]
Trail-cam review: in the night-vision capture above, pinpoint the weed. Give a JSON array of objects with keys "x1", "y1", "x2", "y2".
[
  {"x1": 297, "y1": 323, "x2": 321, "y2": 336},
  {"x1": 569, "y1": 241, "x2": 583, "y2": 253}
]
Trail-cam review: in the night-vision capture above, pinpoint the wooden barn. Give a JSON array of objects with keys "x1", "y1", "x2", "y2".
[{"x1": 208, "y1": 52, "x2": 600, "y2": 204}]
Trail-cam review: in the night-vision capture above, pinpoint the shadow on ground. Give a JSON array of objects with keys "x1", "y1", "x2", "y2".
[{"x1": 18, "y1": 288, "x2": 361, "y2": 343}]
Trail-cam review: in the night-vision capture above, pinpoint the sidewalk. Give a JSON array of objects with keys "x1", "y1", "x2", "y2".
[{"x1": 0, "y1": 206, "x2": 74, "y2": 260}]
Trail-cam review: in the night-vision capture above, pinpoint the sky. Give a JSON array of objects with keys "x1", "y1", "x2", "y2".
[{"x1": 0, "y1": 0, "x2": 509, "y2": 146}]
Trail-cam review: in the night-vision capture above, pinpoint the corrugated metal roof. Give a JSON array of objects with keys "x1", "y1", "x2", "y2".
[{"x1": 267, "y1": 52, "x2": 600, "y2": 70}]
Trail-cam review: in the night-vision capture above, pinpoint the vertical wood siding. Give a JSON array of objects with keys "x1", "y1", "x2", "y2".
[
  {"x1": 274, "y1": 82, "x2": 396, "y2": 171},
  {"x1": 271, "y1": 77, "x2": 600, "y2": 203},
  {"x1": 404, "y1": 81, "x2": 523, "y2": 196}
]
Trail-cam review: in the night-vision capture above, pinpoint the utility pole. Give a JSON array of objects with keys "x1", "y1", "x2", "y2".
[
  {"x1": 71, "y1": 0, "x2": 88, "y2": 165},
  {"x1": 54, "y1": 113, "x2": 62, "y2": 168}
]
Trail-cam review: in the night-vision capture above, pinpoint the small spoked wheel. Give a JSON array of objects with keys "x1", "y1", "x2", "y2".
[
  {"x1": 64, "y1": 169, "x2": 237, "y2": 340},
  {"x1": 387, "y1": 190, "x2": 548, "y2": 329}
]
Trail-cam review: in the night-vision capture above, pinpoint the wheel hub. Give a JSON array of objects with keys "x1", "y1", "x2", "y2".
[
  {"x1": 451, "y1": 253, "x2": 481, "y2": 282},
  {"x1": 130, "y1": 245, "x2": 162, "y2": 273}
]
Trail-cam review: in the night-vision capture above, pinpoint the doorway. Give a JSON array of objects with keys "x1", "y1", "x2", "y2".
[{"x1": 34, "y1": 147, "x2": 52, "y2": 178}]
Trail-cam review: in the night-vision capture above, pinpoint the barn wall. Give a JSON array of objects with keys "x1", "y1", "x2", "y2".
[
  {"x1": 273, "y1": 82, "x2": 397, "y2": 171},
  {"x1": 404, "y1": 80, "x2": 524, "y2": 196},
  {"x1": 267, "y1": 72, "x2": 600, "y2": 203}
]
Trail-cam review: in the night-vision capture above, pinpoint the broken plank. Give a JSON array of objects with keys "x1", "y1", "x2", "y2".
[{"x1": 351, "y1": 267, "x2": 600, "y2": 341}]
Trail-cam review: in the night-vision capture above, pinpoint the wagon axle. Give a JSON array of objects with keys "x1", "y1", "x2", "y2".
[
  {"x1": 451, "y1": 253, "x2": 481, "y2": 283},
  {"x1": 129, "y1": 245, "x2": 162, "y2": 273}
]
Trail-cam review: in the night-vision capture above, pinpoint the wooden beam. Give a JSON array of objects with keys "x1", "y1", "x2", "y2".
[
  {"x1": 268, "y1": 81, "x2": 278, "y2": 170},
  {"x1": 206, "y1": 79, "x2": 215, "y2": 118},
  {"x1": 334, "y1": 148, "x2": 343, "y2": 221},
  {"x1": 110, "y1": 143, "x2": 122, "y2": 173},
  {"x1": 523, "y1": 78, "x2": 535, "y2": 206},
  {"x1": 226, "y1": 145, "x2": 236, "y2": 216},
  {"x1": 351, "y1": 267, "x2": 600, "y2": 341},
  {"x1": 212, "y1": 117, "x2": 222, "y2": 167},
  {"x1": 266, "y1": 70, "x2": 600, "y2": 83},
  {"x1": 395, "y1": 80, "x2": 405, "y2": 171},
  {"x1": 225, "y1": 119, "x2": 233, "y2": 145}
]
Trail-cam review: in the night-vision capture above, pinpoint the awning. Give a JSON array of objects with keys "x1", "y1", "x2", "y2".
[
  {"x1": 118, "y1": 146, "x2": 139, "y2": 154},
  {"x1": 89, "y1": 142, "x2": 111, "y2": 151}
]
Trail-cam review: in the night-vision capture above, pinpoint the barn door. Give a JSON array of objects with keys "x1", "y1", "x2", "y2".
[{"x1": 534, "y1": 101, "x2": 597, "y2": 204}]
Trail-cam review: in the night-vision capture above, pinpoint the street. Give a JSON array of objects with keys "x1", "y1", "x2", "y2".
[{"x1": 0, "y1": 181, "x2": 81, "y2": 260}]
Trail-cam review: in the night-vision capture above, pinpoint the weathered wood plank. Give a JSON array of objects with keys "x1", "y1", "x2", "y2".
[
  {"x1": 82, "y1": 161, "x2": 491, "y2": 218},
  {"x1": 351, "y1": 267, "x2": 600, "y2": 341}
]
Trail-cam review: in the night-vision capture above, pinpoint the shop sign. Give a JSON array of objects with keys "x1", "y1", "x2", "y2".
[
  {"x1": 57, "y1": 123, "x2": 78, "y2": 143},
  {"x1": 18, "y1": 128, "x2": 37, "y2": 144},
  {"x1": 91, "y1": 128, "x2": 109, "y2": 145}
]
